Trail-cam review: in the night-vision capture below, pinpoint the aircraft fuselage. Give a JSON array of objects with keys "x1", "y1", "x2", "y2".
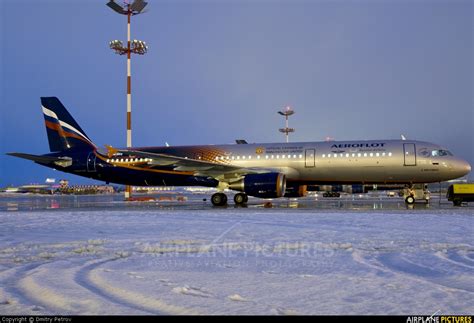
[{"x1": 53, "y1": 139, "x2": 470, "y2": 187}]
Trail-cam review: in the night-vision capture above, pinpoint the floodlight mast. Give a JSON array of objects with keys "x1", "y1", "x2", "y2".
[
  {"x1": 107, "y1": 0, "x2": 148, "y2": 200},
  {"x1": 278, "y1": 106, "x2": 295, "y2": 143}
]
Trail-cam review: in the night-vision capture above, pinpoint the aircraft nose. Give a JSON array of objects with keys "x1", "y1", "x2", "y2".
[
  {"x1": 455, "y1": 159, "x2": 471, "y2": 177},
  {"x1": 464, "y1": 160, "x2": 472, "y2": 174}
]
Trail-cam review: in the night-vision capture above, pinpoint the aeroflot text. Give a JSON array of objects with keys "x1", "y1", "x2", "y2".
[{"x1": 331, "y1": 143, "x2": 386, "y2": 149}]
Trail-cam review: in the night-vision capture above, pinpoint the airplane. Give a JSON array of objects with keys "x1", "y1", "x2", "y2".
[{"x1": 7, "y1": 97, "x2": 471, "y2": 206}]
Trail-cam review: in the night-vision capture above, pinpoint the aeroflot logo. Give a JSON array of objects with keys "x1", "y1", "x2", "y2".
[{"x1": 331, "y1": 143, "x2": 386, "y2": 148}]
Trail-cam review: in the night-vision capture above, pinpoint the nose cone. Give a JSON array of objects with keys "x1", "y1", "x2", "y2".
[
  {"x1": 454, "y1": 159, "x2": 471, "y2": 178},
  {"x1": 465, "y1": 160, "x2": 472, "y2": 174}
]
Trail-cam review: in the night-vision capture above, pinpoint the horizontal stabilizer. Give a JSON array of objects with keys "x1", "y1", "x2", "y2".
[{"x1": 7, "y1": 153, "x2": 72, "y2": 167}]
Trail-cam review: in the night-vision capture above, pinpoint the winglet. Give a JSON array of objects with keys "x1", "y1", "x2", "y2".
[{"x1": 105, "y1": 145, "x2": 118, "y2": 158}]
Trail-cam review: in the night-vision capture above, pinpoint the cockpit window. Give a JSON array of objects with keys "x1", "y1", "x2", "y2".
[{"x1": 431, "y1": 150, "x2": 453, "y2": 157}]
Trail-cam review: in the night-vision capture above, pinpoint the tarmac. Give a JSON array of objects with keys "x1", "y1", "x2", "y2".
[{"x1": 0, "y1": 191, "x2": 471, "y2": 212}]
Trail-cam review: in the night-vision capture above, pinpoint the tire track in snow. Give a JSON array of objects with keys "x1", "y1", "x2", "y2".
[
  {"x1": 4, "y1": 260, "x2": 104, "y2": 314},
  {"x1": 0, "y1": 263, "x2": 45, "y2": 313},
  {"x1": 435, "y1": 250, "x2": 474, "y2": 269},
  {"x1": 75, "y1": 258, "x2": 201, "y2": 315},
  {"x1": 377, "y1": 253, "x2": 474, "y2": 294},
  {"x1": 351, "y1": 250, "x2": 391, "y2": 275},
  {"x1": 353, "y1": 249, "x2": 474, "y2": 294},
  {"x1": 74, "y1": 258, "x2": 154, "y2": 314},
  {"x1": 5, "y1": 257, "x2": 153, "y2": 314},
  {"x1": 13, "y1": 259, "x2": 130, "y2": 314},
  {"x1": 19, "y1": 273, "x2": 88, "y2": 314}
]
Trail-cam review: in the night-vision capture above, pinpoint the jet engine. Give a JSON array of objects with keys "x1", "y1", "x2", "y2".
[{"x1": 229, "y1": 173, "x2": 286, "y2": 198}]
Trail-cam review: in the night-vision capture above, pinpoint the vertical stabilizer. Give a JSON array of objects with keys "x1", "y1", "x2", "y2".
[{"x1": 41, "y1": 97, "x2": 96, "y2": 152}]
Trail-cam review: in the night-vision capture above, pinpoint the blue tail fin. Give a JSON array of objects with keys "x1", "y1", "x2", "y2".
[{"x1": 41, "y1": 97, "x2": 96, "y2": 152}]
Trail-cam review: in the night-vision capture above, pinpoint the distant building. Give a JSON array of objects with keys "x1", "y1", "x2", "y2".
[
  {"x1": 133, "y1": 186, "x2": 176, "y2": 193},
  {"x1": 57, "y1": 183, "x2": 115, "y2": 195},
  {"x1": 59, "y1": 179, "x2": 69, "y2": 188}
]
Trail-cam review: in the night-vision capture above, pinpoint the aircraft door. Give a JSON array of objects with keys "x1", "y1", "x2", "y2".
[
  {"x1": 87, "y1": 152, "x2": 96, "y2": 172},
  {"x1": 403, "y1": 143, "x2": 416, "y2": 166},
  {"x1": 305, "y1": 149, "x2": 315, "y2": 167}
]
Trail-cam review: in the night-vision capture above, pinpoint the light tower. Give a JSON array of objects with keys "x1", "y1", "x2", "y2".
[
  {"x1": 107, "y1": 0, "x2": 148, "y2": 200},
  {"x1": 278, "y1": 106, "x2": 295, "y2": 143}
]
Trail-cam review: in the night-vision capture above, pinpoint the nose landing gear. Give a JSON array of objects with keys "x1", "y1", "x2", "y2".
[
  {"x1": 402, "y1": 184, "x2": 430, "y2": 205},
  {"x1": 405, "y1": 195, "x2": 415, "y2": 205}
]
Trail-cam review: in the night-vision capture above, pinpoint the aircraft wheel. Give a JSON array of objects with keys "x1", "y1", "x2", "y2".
[
  {"x1": 211, "y1": 192, "x2": 227, "y2": 206},
  {"x1": 405, "y1": 195, "x2": 415, "y2": 205},
  {"x1": 234, "y1": 193, "x2": 248, "y2": 205}
]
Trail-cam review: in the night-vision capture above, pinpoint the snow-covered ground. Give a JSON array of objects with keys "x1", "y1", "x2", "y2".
[{"x1": 0, "y1": 197, "x2": 472, "y2": 315}]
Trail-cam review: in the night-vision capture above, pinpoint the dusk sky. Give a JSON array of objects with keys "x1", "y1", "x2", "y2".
[{"x1": 1, "y1": 0, "x2": 472, "y2": 186}]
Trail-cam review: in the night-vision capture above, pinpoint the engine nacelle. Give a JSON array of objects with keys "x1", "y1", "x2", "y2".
[
  {"x1": 229, "y1": 173, "x2": 286, "y2": 198},
  {"x1": 284, "y1": 184, "x2": 308, "y2": 198}
]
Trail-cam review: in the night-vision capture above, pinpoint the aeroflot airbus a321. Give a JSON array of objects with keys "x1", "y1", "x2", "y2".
[{"x1": 8, "y1": 97, "x2": 471, "y2": 206}]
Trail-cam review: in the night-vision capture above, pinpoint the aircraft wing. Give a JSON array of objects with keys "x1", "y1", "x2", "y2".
[{"x1": 103, "y1": 148, "x2": 273, "y2": 180}]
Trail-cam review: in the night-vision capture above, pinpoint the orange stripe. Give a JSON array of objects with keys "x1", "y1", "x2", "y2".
[
  {"x1": 45, "y1": 120, "x2": 65, "y2": 137},
  {"x1": 45, "y1": 121, "x2": 92, "y2": 146},
  {"x1": 127, "y1": 112, "x2": 131, "y2": 129}
]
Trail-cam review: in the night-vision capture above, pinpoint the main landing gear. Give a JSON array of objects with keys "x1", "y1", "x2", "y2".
[
  {"x1": 233, "y1": 193, "x2": 248, "y2": 205},
  {"x1": 211, "y1": 192, "x2": 227, "y2": 206},
  {"x1": 211, "y1": 192, "x2": 248, "y2": 206}
]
